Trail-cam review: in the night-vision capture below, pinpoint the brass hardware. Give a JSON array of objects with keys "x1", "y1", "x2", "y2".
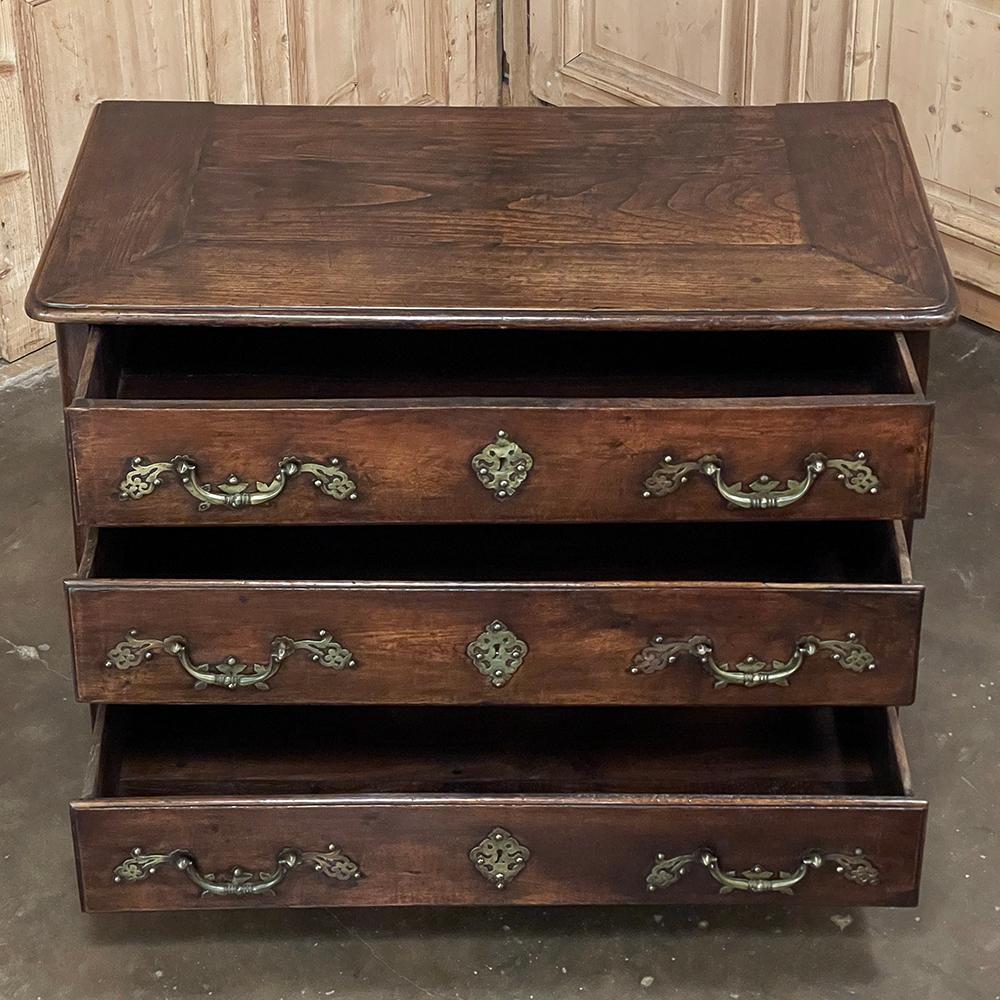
[
  {"x1": 469, "y1": 828, "x2": 531, "y2": 888},
  {"x1": 105, "y1": 629, "x2": 356, "y2": 691},
  {"x1": 629, "y1": 633, "x2": 874, "y2": 688},
  {"x1": 466, "y1": 620, "x2": 528, "y2": 687},
  {"x1": 646, "y1": 847, "x2": 879, "y2": 894},
  {"x1": 113, "y1": 844, "x2": 362, "y2": 897},
  {"x1": 641, "y1": 451, "x2": 878, "y2": 509},
  {"x1": 119, "y1": 454, "x2": 358, "y2": 510},
  {"x1": 471, "y1": 431, "x2": 533, "y2": 500}
]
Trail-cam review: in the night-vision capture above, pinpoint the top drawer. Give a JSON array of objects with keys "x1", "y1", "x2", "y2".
[{"x1": 66, "y1": 327, "x2": 933, "y2": 527}]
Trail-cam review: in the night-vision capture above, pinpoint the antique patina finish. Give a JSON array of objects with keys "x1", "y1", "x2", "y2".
[{"x1": 26, "y1": 101, "x2": 951, "y2": 911}]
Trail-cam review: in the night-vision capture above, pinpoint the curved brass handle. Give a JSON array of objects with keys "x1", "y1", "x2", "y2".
[
  {"x1": 629, "y1": 633, "x2": 874, "y2": 688},
  {"x1": 105, "y1": 628, "x2": 356, "y2": 691},
  {"x1": 113, "y1": 844, "x2": 362, "y2": 897},
  {"x1": 120, "y1": 454, "x2": 358, "y2": 510},
  {"x1": 646, "y1": 848, "x2": 879, "y2": 894},
  {"x1": 641, "y1": 451, "x2": 878, "y2": 509}
]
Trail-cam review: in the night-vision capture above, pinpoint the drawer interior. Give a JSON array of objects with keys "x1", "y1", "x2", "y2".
[
  {"x1": 80, "y1": 326, "x2": 922, "y2": 401},
  {"x1": 85, "y1": 521, "x2": 907, "y2": 584},
  {"x1": 93, "y1": 704, "x2": 907, "y2": 799}
]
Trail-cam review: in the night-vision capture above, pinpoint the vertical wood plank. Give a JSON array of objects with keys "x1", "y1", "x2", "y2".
[
  {"x1": 252, "y1": 0, "x2": 293, "y2": 104},
  {"x1": 502, "y1": 0, "x2": 532, "y2": 104},
  {"x1": 191, "y1": 0, "x2": 261, "y2": 104},
  {"x1": 0, "y1": 0, "x2": 47, "y2": 360},
  {"x1": 476, "y1": 0, "x2": 502, "y2": 105},
  {"x1": 745, "y1": 0, "x2": 802, "y2": 104}
]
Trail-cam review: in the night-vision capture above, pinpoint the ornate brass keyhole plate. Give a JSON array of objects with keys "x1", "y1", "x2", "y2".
[
  {"x1": 471, "y1": 431, "x2": 533, "y2": 500},
  {"x1": 468, "y1": 828, "x2": 531, "y2": 888},
  {"x1": 465, "y1": 620, "x2": 528, "y2": 687}
]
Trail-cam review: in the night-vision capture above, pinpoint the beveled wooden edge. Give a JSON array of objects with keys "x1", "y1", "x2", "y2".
[
  {"x1": 71, "y1": 790, "x2": 927, "y2": 811},
  {"x1": 891, "y1": 333, "x2": 935, "y2": 520},
  {"x1": 891, "y1": 521, "x2": 915, "y2": 584},
  {"x1": 24, "y1": 99, "x2": 105, "y2": 327},
  {"x1": 774, "y1": 102, "x2": 957, "y2": 328},
  {"x1": 886, "y1": 707, "x2": 915, "y2": 797},
  {"x1": 893, "y1": 333, "x2": 926, "y2": 399},
  {"x1": 70, "y1": 577, "x2": 923, "y2": 593},
  {"x1": 887, "y1": 100, "x2": 960, "y2": 328},
  {"x1": 80, "y1": 704, "x2": 108, "y2": 799},
  {"x1": 67, "y1": 392, "x2": 933, "y2": 414},
  {"x1": 70, "y1": 327, "x2": 110, "y2": 402},
  {"x1": 30, "y1": 302, "x2": 959, "y2": 331},
  {"x1": 75, "y1": 528, "x2": 99, "y2": 580}
]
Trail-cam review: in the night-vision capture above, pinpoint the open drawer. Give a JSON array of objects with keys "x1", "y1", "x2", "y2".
[
  {"x1": 65, "y1": 326, "x2": 933, "y2": 525},
  {"x1": 71, "y1": 703, "x2": 926, "y2": 911},
  {"x1": 67, "y1": 520, "x2": 923, "y2": 706}
]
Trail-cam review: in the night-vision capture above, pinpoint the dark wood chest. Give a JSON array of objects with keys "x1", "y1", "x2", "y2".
[{"x1": 29, "y1": 100, "x2": 955, "y2": 910}]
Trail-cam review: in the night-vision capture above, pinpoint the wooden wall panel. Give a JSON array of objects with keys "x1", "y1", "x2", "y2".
[
  {"x1": 0, "y1": 0, "x2": 500, "y2": 361},
  {"x1": 0, "y1": 0, "x2": 46, "y2": 359},
  {"x1": 524, "y1": 0, "x2": 1000, "y2": 325},
  {"x1": 530, "y1": 0, "x2": 748, "y2": 106},
  {"x1": 879, "y1": 0, "x2": 1000, "y2": 318}
]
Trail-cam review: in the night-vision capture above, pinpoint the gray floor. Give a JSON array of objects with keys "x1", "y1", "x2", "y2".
[{"x1": 1, "y1": 322, "x2": 997, "y2": 1000}]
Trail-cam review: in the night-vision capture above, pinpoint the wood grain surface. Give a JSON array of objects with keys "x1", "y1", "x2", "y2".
[
  {"x1": 71, "y1": 705, "x2": 926, "y2": 911},
  {"x1": 28, "y1": 101, "x2": 956, "y2": 329},
  {"x1": 65, "y1": 326, "x2": 933, "y2": 526},
  {"x1": 68, "y1": 521, "x2": 922, "y2": 707}
]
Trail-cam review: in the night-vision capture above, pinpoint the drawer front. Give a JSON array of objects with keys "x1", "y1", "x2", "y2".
[
  {"x1": 71, "y1": 797, "x2": 926, "y2": 911},
  {"x1": 67, "y1": 399, "x2": 932, "y2": 525},
  {"x1": 68, "y1": 581, "x2": 922, "y2": 706}
]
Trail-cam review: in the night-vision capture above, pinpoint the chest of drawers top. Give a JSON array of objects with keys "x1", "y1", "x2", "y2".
[{"x1": 29, "y1": 100, "x2": 955, "y2": 331}]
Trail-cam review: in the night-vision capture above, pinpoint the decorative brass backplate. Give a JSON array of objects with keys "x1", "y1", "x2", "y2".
[
  {"x1": 469, "y1": 828, "x2": 531, "y2": 888},
  {"x1": 113, "y1": 844, "x2": 362, "y2": 897},
  {"x1": 628, "y1": 633, "x2": 874, "y2": 688},
  {"x1": 466, "y1": 620, "x2": 528, "y2": 687},
  {"x1": 119, "y1": 454, "x2": 358, "y2": 510},
  {"x1": 471, "y1": 431, "x2": 533, "y2": 500},
  {"x1": 641, "y1": 451, "x2": 878, "y2": 509},
  {"x1": 105, "y1": 628, "x2": 356, "y2": 691},
  {"x1": 646, "y1": 847, "x2": 879, "y2": 894}
]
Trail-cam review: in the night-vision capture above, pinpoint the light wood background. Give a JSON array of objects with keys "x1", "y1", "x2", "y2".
[
  {"x1": 518, "y1": 0, "x2": 1000, "y2": 330},
  {"x1": 1, "y1": 0, "x2": 997, "y2": 360},
  {"x1": 0, "y1": 0, "x2": 501, "y2": 360}
]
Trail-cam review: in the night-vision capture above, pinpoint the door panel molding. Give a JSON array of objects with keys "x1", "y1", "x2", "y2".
[
  {"x1": 0, "y1": 0, "x2": 500, "y2": 361},
  {"x1": 527, "y1": 0, "x2": 1000, "y2": 322},
  {"x1": 531, "y1": 0, "x2": 747, "y2": 106}
]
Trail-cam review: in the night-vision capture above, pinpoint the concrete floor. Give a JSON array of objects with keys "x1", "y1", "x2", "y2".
[{"x1": 0, "y1": 321, "x2": 997, "y2": 1000}]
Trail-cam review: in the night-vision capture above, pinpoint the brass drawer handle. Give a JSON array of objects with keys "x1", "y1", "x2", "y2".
[
  {"x1": 629, "y1": 633, "x2": 874, "y2": 688},
  {"x1": 647, "y1": 847, "x2": 879, "y2": 894},
  {"x1": 471, "y1": 430, "x2": 533, "y2": 500},
  {"x1": 119, "y1": 454, "x2": 358, "y2": 510},
  {"x1": 642, "y1": 451, "x2": 878, "y2": 509},
  {"x1": 105, "y1": 629, "x2": 356, "y2": 691},
  {"x1": 114, "y1": 844, "x2": 362, "y2": 897}
]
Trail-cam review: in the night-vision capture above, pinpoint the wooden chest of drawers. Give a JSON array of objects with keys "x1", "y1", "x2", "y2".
[{"x1": 29, "y1": 100, "x2": 955, "y2": 912}]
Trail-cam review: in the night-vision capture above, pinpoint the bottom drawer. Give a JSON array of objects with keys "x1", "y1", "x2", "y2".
[{"x1": 72, "y1": 704, "x2": 926, "y2": 911}]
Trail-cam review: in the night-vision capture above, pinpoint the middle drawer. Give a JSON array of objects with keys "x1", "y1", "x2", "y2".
[{"x1": 69, "y1": 521, "x2": 922, "y2": 706}]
